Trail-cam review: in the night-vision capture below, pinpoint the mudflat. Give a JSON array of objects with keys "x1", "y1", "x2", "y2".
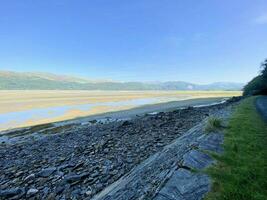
[
  {"x1": 0, "y1": 90, "x2": 241, "y2": 131},
  {"x1": 0, "y1": 90, "x2": 241, "y2": 114}
]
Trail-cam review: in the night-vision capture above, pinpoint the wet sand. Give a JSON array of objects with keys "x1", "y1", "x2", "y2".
[
  {"x1": 1, "y1": 97, "x2": 230, "y2": 132},
  {"x1": 0, "y1": 90, "x2": 241, "y2": 131},
  {"x1": 0, "y1": 90, "x2": 241, "y2": 114}
]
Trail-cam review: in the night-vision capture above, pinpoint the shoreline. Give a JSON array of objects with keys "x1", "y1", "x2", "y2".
[
  {"x1": 59, "y1": 96, "x2": 228, "y2": 123},
  {"x1": 0, "y1": 97, "x2": 239, "y2": 199},
  {"x1": 1, "y1": 97, "x2": 229, "y2": 134}
]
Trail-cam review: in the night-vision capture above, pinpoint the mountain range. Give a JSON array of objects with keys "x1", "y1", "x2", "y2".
[{"x1": 0, "y1": 71, "x2": 244, "y2": 91}]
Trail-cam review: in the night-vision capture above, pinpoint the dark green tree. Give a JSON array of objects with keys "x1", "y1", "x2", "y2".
[
  {"x1": 243, "y1": 59, "x2": 267, "y2": 96},
  {"x1": 261, "y1": 59, "x2": 267, "y2": 78}
]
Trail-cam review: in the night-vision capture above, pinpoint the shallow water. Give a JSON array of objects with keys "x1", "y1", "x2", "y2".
[{"x1": 0, "y1": 96, "x2": 189, "y2": 131}]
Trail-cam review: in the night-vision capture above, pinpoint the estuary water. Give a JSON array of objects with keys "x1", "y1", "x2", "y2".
[{"x1": 0, "y1": 96, "x2": 189, "y2": 131}]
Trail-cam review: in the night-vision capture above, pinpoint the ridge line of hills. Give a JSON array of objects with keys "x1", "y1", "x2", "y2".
[{"x1": 0, "y1": 70, "x2": 244, "y2": 91}]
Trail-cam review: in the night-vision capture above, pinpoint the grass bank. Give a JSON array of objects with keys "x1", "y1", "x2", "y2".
[{"x1": 206, "y1": 97, "x2": 267, "y2": 200}]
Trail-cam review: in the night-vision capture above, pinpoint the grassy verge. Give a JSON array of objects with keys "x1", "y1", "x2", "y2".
[{"x1": 205, "y1": 97, "x2": 267, "y2": 200}]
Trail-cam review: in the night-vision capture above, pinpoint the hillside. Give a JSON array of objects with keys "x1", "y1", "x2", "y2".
[{"x1": 0, "y1": 71, "x2": 244, "y2": 90}]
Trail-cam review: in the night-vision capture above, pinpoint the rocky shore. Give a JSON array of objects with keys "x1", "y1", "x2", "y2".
[{"x1": 0, "y1": 98, "x2": 240, "y2": 200}]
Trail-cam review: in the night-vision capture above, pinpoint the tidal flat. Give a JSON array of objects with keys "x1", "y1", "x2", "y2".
[{"x1": 0, "y1": 90, "x2": 241, "y2": 131}]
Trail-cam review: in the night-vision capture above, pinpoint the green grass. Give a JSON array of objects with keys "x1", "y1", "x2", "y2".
[
  {"x1": 205, "y1": 117, "x2": 224, "y2": 133},
  {"x1": 205, "y1": 97, "x2": 267, "y2": 200}
]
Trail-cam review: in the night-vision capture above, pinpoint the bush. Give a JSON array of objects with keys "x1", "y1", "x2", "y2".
[{"x1": 205, "y1": 117, "x2": 223, "y2": 133}]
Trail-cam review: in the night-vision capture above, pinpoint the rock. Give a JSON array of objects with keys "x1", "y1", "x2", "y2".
[
  {"x1": 24, "y1": 173, "x2": 35, "y2": 182},
  {"x1": 14, "y1": 171, "x2": 24, "y2": 177},
  {"x1": 89, "y1": 120, "x2": 97, "y2": 124},
  {"x1": 85, "y1": 187, "x2": 93, "y2": 196},
  {"x1": 64, "y1": 173, "x2": 90, "y2": 183},
  {"x1": 55, "y1": 185, "x2": 65, "y2": 195},
  {"x1": 154, "y1": 169, "x2": 210, "y2": 200},
  {"x1": 121, "y1": 120, "x2": 132, "y2": 127},
  {"x1": 38, "y1": 177, "x2": 49, "y2": 185},
  {"x1": 58, "y1": 157, "x2": 66, "y2": 162},
  {"x1": 183, "y1": 150, "x2": 214, "y2": 170},
  {"x1": 55, "y1": 170, "x2": 64, "y2": 177},
  {"x1": 42, "y1": 187, "x2": 50, "y2": 197},
  {"x1": 95, "y1": 183, "x2": 104, "y2": 191},
  {"x1": 58, "y1": 163, "x2": 75, "y2": 171},
  {"x1": 0, "y1": 188, "x2": 25, "y2": 198},
  {"x1": 37, "y1": 167, "x2": 57, "y2": 177},
  {"x1": 73, "y1": 162, "x2": 84, "y2": 170},
  {"x1": 109, "y1": 169, "x2": 119, "y2": 176},
  {"x1": 91, "y1": 171, "x2": 100, "y2": 178},
  {"x1": 156, "y1": 142, "x2": 164, "y2": 147},
  {"x1": 26, "y1": 188, "x2": 38, "y2": 197},
  {"x1": 126, "y1": 157, "x2": 133, "y2": 163},
  {"x1": 46, "y1": 192, "x2": 56, "y2": 200},
  {"x1": 103, "y1": 148, "x2": 109, "y2": 154},
  {"x1": 197, "y1": 133, "x2": 224, "y2": 153},
  {"x1": 71, "y1": 189, "x2": 82, "y2": 198}
]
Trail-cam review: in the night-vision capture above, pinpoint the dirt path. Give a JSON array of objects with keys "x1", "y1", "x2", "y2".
[{"x1": 256, "y1": 96, "x2": 267, "y2": 122}]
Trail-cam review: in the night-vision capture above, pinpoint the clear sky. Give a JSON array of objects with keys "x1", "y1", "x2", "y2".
[{"x1": 0, "y1": 0, "x2": 267, "y2": 84}]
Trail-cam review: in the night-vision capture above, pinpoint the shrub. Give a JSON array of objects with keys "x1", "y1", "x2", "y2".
[{"x1": 205, "y1": 117, "x2": 223, "y2": 133}]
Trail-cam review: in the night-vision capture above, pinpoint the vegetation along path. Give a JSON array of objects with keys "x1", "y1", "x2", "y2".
[{"x1": 206, "y1": 96, "x2": 267, "y2": 200}]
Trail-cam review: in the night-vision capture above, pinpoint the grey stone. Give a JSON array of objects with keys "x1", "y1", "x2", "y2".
[
  {"x1": 24, "y1": 173, "x2": 35, "y2": 181},
  {"x1": 197, "y1": 133, "x2": 224, "y2": 153},
  {"x1": 58, "y1": 163, "x2": 75, "y2": 171},
  {"x1": 37, "y1": 167, "x2": 57, "y2": 177},
  {"x1": 0, "y1": 188, "x2": 25, "y2": 198},
  {"x1": 103, "y1": 148, "x2": 109, "y2": 154},
  {"x1": 95, "y1": 183, "x2": 104, "y2": 191},
  {"x1": 55, "y1": 185, "x2": 65, "y2": 195},
  {"x1": 91, "y1": 171, "x2": 100, "y2": 178},
  {"x1": 85, "y1": 186, "x2": 93, "y2": 196},
  {"x1": 183, "y1": 150, "x2": 214, "y2": 170},
  {"x1": 26, "y1": 188, "x2": 38, "y2": 197},
  {"x1": 71, "y1": 189, "x2": 82, "y2": 198},
  {"x1": 42, "y1": 187, "x2": 50, "y2": 197},
  {"x1": 121, "y1": 120, "x2": 132, "y2": 126},
  {"x1": 64, "y1": 172, "x2": 90, "y2": 183},
  {"x1": 154, "y1": 169, "x2": 210, "y2": 200}
]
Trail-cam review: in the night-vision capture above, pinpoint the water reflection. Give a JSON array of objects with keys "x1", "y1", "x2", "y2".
[{"x1": 0, "y1": 97, "x2": 188, "y2": 131}]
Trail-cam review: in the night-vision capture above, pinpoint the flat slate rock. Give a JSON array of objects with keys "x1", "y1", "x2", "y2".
[
  {"x1": 183, "y1": 150, "x2": 214, "y2": 170},
  {"x1": 37, "y1": 167, "x2": 57, "y2": 177},
  {"x1": 197, "y1": 133, "x2": 224, "y2": 153},
  {"x1": 0, "y1": 188, "x2": 25, "y2": 198},
  {"x1": 154, "y1": 168, "x2": 210, "y2": 200}
]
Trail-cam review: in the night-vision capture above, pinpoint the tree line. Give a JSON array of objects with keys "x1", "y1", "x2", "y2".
[{"x1": 243, "y1": 59, "x2": 267, "y2": 96}]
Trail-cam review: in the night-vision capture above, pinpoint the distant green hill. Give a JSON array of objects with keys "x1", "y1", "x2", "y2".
[{"x1": 0, "y1": 71, "x2": 244, "y2": 91}]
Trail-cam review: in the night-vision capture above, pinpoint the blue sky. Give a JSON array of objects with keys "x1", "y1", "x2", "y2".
[{"x1": 0, "y1": 0, "x2": 267, "y2": 84}]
